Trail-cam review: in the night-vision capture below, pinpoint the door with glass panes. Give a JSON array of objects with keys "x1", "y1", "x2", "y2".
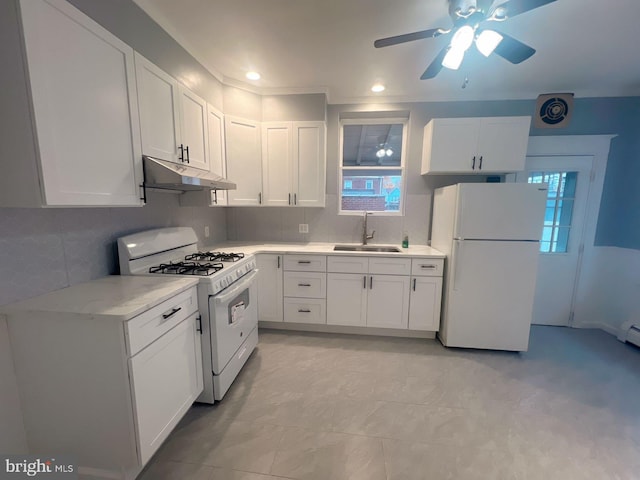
[{"x1": 516, "y1": 156, "x2": 592, "y2": 326}]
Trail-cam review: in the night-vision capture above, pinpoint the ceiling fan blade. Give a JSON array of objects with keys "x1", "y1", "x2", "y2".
[
  {"x1": 488, "y1": 0, "x2": 557, "y2": 20},
  {"x1": 492, "y1": 32, "x2": 536, "y2": 64},
  {"x1": 420, "y1": 46, "x2": 450, "y2": 80},
  {"x1": 374, "y1": 28, "x2": 448, "y2": 48}
]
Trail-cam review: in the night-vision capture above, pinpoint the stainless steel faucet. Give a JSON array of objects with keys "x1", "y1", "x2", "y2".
[{"x1": 362, "y1": 211, "x2": 375, "y2": 245}]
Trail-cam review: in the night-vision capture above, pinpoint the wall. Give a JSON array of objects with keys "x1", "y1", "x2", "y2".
[
  {"x1": 0, "y1": 0, "x2": 229, "y2": 453},
  {"x1": 227, "y1": 96, "x2": 640, "y2": 251}
]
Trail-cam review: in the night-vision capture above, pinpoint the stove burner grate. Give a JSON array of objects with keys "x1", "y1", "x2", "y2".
[
  {"x1": 185, "y1": 252, "x2": 245, "y2": 262},
  {"x1": 149, "y1": 261, "x2": 224, "y2": 276}
]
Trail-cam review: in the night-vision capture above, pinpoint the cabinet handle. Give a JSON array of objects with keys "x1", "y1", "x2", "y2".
[
  {"x1": 298, "y1": 260, "x2": 311, "y2": 264},
  {"x1": 277, "y1": 256, "x2": 280, "y2": 269},
  {"x1": 288, "y1": 193, "x2": 291, "y2": 205},
  {"x1": 212, "y1": 190, "x2": 218, "y2": 205},
  {"x1": 162, "y1": 307, "x2": 182, "y2": 320},
  {"x1": 178, "y1": 144, "x2": 184, "y2": 162},
  {"x1": 259, "y1": 192, "x2": 262, "y2": 204},
  {"x1": 472, "y1": 156, "x2": 476, "y2": 170},
  {"x1": 298, "y1": 283, "x2": 311, "y2": 287},
  {"x1": 298, "y1": 309, "x2": 311, "y2": 313},
  {"x1": 184, "y1": 146, "x2": 190, "y2": 163},
  {"x1": 363, "y1": 275, "x2": 367, "y2": 289},
  {"x1": 479, "y1": 156, "x2": 483, "y2": 170},
  {"x1": 420, "y1": 265, "x2": 436, "y2": 269},
  {"x1": 294, "y1": 193, "x2": 297, "y2": 205},
  {"x1": 196, "y1": 315, "x2": 202, "y2": 334},
  {"x1": 369, "y1": 276, "x2": 373, "y2": 289},
  {"x1": 413, "y1": 278, "x2": 417, "y2": 291}
]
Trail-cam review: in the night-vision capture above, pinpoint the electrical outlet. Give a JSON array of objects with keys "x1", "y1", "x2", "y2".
[
  {"x1": 299, "y1": 224, "x2": 309, "y2": 234},
  {"x1": 204, "y1": 226, "x2": 210, "y2": 238}
]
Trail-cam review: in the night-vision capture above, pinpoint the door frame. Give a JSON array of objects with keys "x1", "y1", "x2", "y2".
[{"x1": 510, "y1": 135, "x2": 616, "y2": 328}]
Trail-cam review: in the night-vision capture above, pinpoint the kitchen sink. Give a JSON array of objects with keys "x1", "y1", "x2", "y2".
[{"x1": 333, "y1": 245, "x2": 401, "y2": 253}]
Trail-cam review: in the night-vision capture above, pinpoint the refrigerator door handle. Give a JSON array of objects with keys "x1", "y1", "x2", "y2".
[{"x1": 452, "y1": 240, "x2": 463, "y2": 291}]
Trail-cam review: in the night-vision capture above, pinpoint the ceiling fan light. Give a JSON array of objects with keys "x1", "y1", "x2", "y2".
[
  {"x1": 442, "y1": 47, "x2": 465, "y2": 70},
  {"x1": 376, "y1": 148, "x2": 386, "y2": 158},
  {"x1": 476, "y1": 30, "x2": 503, "y2": 57},
  {"x1": 385, "y1": 148, "x2": 393, "y2": 157},
  {"x1": 450, "y1": 25, "x2": 475, "y2": 52}
]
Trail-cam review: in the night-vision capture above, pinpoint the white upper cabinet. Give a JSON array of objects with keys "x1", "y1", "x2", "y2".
[
  {"x1": 261, "y1": 121, "x2": 326, "y2": 207},
  {"x1": 225, "y1": 116, "x2": 262, "y2": 206},
  {"x1": 262, "y1": 123, "x2": 294, "y2": 206},
  {"x1": 421, "y1": 116, "x2": 531, "y2": 174},
  {"x1": 135, "y1": 54, "x2": 209, "y2": 171},
  {"x1": 178, "y1": 86, "x2": 209, "y2": 171},
  {"x1": 3, "y1": 0, "x2": 143, "y2": 207},
  {"x1": 294, "y1": 122, "x2": 326, "y2": 208},
  {"x1": 134, "y1": 53, "x2": 181, "y2": 164},
  {"x1": 207, "y1": 104, "x2": 227, "y2": 206}
]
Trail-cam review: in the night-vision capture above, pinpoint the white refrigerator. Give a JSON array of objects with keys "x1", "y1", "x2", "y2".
[{"x1": 431, "y1": 183, "x2": 547, "y2": 352}]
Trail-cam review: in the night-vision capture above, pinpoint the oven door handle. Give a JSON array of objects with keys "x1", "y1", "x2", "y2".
[{"x1": 214, "y1": 269, "x2": 259, "y2": 304}]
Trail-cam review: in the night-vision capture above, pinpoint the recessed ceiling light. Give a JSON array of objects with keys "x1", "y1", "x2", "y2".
[
  {"x1": 371, "y1": 83, "x2": 385, "y2": 93},
  {"x1": 246, "y1": 71, "x2": 261, "y2": 81}
]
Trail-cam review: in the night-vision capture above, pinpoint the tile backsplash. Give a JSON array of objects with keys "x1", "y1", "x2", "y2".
[
  {"x1": 0, "y1": 192, "x2": 226, "y2": 306},
  {"x1": 226, "y1": 193, "x2": 431, "y2": 245}
]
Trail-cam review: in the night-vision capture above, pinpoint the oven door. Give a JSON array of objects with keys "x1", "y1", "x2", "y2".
[{"x1": 208, "y1": 269, "x2": 258, "y2": 374}]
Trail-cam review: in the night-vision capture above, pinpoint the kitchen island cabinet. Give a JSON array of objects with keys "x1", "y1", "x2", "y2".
[{"x1": 3, "y1": 276, "x2": 202, "y2": 479}]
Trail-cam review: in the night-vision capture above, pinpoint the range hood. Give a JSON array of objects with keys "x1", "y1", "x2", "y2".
[{"x1": 143, "y1": 156, "x2": 236, "y2": 191}]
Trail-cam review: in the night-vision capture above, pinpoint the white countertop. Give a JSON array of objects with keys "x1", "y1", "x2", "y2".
[
  {"x1": 0, "y1": 276, "x2": 199, "y2": 321},
  {"x1": 204, "y1": 242, "x2": 445, "y2": 258}
]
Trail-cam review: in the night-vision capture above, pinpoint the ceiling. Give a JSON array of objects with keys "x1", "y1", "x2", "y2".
[{"x1": 133, "y1": 0, "x2": 640, "y2": 104}]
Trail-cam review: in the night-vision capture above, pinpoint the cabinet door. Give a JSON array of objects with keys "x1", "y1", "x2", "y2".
[
  {"x1": 129, "y1": 313, "x2": 203, "y2": 465},
  {"x1": 134, "y1": 53, "x2": 181, "y2": 164},
  {"x1": 256, "y1": 254, "x2": 283, "y2": 321},
  {"x1": 225, "y1": 116, "x2": 262, "y2": 205},
  {"x1": 408, "y1": 277, "x2": 442, "y2": 331},
  {"x1": 327, "y1": 273, "x2": 367, "y2": 326},
  {"x1": 262, "y1": 123, "x2": 293, "y2": 206},
  {"x1": 294, "y1": 122, "x2": 326, "y2": 207},
  {"x1": 20, "y1": 0, "x2": 143, "y2": 206},
  {"x1": 477, "y1": 117, "x2": 531, "y2": 173},
  {"x1": 178, "y1": 86, "x2": 209, "y2": 171},
  {"x1": 207, "y1": 104, "x2": 227, "y2": 205},
  {"x1": 366, "y1": 275, "x2": 410, "y2": 329},
  {"x1": 422, "y1": 118, "x2": 480, "y2": 173}
]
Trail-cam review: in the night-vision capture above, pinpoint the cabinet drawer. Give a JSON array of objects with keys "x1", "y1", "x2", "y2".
[
  {"x1": 327, "y1": 255, "x2": 368, "y2": 273},
  {"x1": 284, "y1": 298, "x2": 326, "y2": 324},
  {"x1": 411, "y1": 258, "x2": 444, "y2": 277},
  {"x1": 283, "y1": 272, "x2": 326, "y2": 299},
  {"x1": 284, "y1": 254, "x2": 326, "y2": 272},
  {"x1": 126, "y1": 286, "x2": 198, "y2": 356},
  {"x1": 368, "y1": 257, "x2": 411, "y2": 275}
]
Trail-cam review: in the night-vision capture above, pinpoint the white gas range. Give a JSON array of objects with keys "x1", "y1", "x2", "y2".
[{"x1": 117, "y1": 227, "x2": 258, "y2": 403}]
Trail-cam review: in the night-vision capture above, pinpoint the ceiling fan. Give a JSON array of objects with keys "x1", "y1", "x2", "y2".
[{"x1": 374, "y1": 0, "x2": 557, "y2": 79}]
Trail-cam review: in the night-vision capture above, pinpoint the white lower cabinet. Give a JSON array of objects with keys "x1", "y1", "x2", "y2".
[
  {"x1": 408, "y1": 276, "x2": 443, "y2": 331},
  {"x1": 284, "y1": 298, "x2": 326, "y2": 324},
  {"x1": 326, "y1": 273, "x2": 368, "y2": 327},
  {"x1": 326, "y1": 255, "x2": 442, "y2": 331},
  {"x1": 257, "y1": 254, "x2": 284, "y2": 321},
  {"x1": 5, "y1": 279, "x2": 202, "y2": 480},
  {"x1": 280, "y1": 254, "x2": 327, "y2": 324},
  {"x1": 129, "y1": 311, "x2": 202, "y2": 465},
  {"x1": 366, "y1": 275, "x2": 410, "y2": 329}
]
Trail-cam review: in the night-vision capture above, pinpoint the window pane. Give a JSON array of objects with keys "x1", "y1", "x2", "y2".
[
  {"x1": 556, "y1": 199, "x2": 574, "y2": 226},
  {"x1": 555, "y1": 227, "x2": 570, "y2": 253},
  {"x1": 341, "y1": 171, "x2": 402, "y2": 212},
  {"x1": 342, "y1": 124, "x2": 403, "y2": 167},
  {"x1": 561, "y1": 172, "x2": 578, "y2": 197}
]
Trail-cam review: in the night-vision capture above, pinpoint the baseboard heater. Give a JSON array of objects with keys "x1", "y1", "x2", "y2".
[{"x1": 618, "y1": 322, "x2": 640, "y2": 347}]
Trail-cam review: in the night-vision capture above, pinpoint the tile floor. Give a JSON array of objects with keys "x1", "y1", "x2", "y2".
[{"x1": 141, "y1": 326, "x2": 640, "y2": 480}]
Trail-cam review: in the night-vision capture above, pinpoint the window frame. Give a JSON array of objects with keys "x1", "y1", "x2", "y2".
[{"x1": 338, "y1": 117, "x2": 408, "y2": 216}]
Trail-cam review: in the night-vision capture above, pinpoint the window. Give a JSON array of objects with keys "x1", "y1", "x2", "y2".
[
  {"x1": 339, "y1": 119, "x2": 407, "y2": 215},
  {"x1": 528, "y1": 171, "x2": 577, "y2": 253}
]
